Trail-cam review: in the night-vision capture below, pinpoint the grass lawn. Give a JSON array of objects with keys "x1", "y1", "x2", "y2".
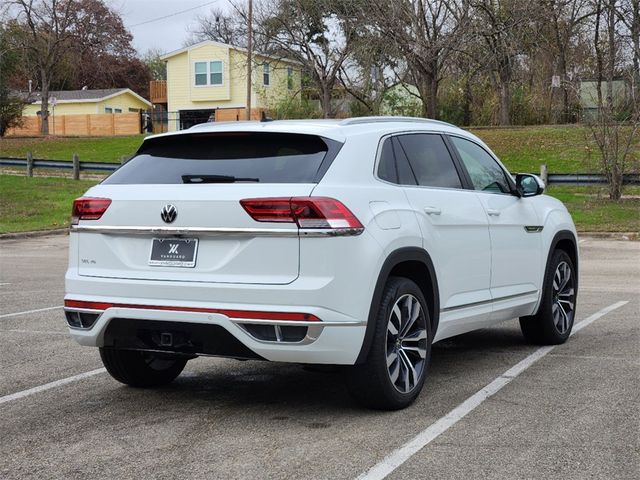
[
  {"x1": 468, "y1": 125, "x2": 638, "y2": 174},
  {"x1": 1, "y1": 174, "x2": 637, "y2": 234},
  {"x1": 546, "y1": 185, "x2": 640, "y2": 233},
  {"x1": 0, "y1": 175, "x2": 97, "y2": 233},
  {"x1": 0, "y1": 135, "x2": 146, "y2": 163}
]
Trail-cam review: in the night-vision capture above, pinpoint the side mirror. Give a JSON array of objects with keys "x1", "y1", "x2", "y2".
[{"x1": 515, "y1": 174, "x2": 545, "y2": 197}]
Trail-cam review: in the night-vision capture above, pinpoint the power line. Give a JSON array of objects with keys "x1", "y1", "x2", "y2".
[{"x1": 126, "y1": 1, "x2": 218, "y2": 29}]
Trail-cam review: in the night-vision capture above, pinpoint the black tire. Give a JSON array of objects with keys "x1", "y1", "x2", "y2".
[
  {"x1": 345, "y1": 277, "x2": 432, "y2": 410},
  {"x1": 520, "y1": 249, "x2": 577, "y2": 345},
  {"x1": 99, "y1": 348, "x2": 188, "y2": 388}
]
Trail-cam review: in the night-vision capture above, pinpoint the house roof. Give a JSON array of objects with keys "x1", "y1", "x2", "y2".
[
  {"x1": 160, "y1": 40, "x2": 302, "y2": 66},
  {"x1": 27, "y1": 88, "x2": 151, "y2": 106}
]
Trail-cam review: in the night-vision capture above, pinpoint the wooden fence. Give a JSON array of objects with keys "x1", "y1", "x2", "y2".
[
  {"x1": 215, "y1": 108, "x2": 265, "y2": 122},
  {"x1": 6, "y1": 112, "x2": 142, "y2": 137}
]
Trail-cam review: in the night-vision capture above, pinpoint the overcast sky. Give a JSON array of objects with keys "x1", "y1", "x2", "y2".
[{"x1": 114, "y1": 0, "x2": 228, "y2": 55}]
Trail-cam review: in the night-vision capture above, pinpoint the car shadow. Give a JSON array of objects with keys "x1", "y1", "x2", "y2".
[{"x1": 116, "y1": 321, "x2": 534, "y2": 413}]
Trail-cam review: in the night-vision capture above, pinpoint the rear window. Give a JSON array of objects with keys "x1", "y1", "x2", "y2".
[{"x1": 103, "y1": 132, "x2": 340, "y2": 184}]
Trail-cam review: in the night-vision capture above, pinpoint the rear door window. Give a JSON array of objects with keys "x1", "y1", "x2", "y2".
[
  {"x1": 395, "y1": 134, "x2": 462, "y2": 189},
  {"x1": 103, "y1": 132, "x2": 340, "y2": 184}
]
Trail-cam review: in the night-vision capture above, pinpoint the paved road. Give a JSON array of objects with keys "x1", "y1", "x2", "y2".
[{"x1": 0, "y1": 235, "x2": 638, "y2": 479}]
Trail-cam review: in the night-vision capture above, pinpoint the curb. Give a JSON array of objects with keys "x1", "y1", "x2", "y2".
[
  {"x1": 579, "y1": 232, "x2": 638, "y2": 240},
  {"x1": 0, "y1": 228, "x2": 68, "y2": 241}
]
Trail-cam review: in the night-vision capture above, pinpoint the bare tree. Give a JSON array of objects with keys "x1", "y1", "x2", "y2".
[
  {"x1": 541, "y1": 0, "x2": 594, "y2": 122},
  {"x1": 468, "y1": 0, "x2": 538, "y2": 125},
  {"x1": 365, "y1": 0, "x2": 468, "y2": 119},
  {"x1": 258, "y1": 0, "x2": 358, "y2": 118},
  {"x1": 588, "y1": 0, "x2": 638, "y2": 200},
  {"x1": 337, "y1": 24, "x2": 401, "y2": 115},
  {"x1": 188, "y1": 5, "x2": 249, "y2": 47},
  {"x1": 616, "y1": 0, "x2": 640, "y2": 106}
]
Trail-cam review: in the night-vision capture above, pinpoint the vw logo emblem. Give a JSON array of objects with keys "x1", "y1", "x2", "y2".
[{"x1": 160, "y1": 204, "x2": 177, "y2": 224}]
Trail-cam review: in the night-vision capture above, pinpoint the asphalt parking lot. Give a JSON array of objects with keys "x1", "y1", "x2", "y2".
[{"x1": 0, "y1": 234, "x2": 638, "y2": 480}]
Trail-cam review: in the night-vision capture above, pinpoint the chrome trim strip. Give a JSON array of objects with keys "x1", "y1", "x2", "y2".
[
  {"x1": 70, "y1": 225, "x2": 363, "y2": 237},
  {"x1": 441, "y1": 290, "x2": 539, "y2": 313},
  {"x1": 64, "y1": 307, "x2": 105, "y2": 315},
  {"x1": 236, "y1": 323, "x2": 325, "y2": 346},
  {"x1": 524, "y1": 225, "x2": 544, "y2": 233}
]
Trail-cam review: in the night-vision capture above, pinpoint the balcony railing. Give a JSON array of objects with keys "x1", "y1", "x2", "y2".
[{"x1": 150, "y1": 80, "x2": 167, "y2": 104}]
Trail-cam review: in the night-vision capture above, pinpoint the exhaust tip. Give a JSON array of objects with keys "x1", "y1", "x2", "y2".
[{"x1": 65, "y1": 310, "x2": 100, "y2": 329}]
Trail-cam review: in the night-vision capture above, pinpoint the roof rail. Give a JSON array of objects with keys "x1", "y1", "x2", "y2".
[{"x1": 339, "y1": 116, "x2": 458, "y2": 128}]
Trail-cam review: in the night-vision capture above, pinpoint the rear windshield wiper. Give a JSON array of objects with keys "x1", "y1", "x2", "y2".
[{"x1": 181, "y1": 174, "x2": 260, "y2": 183}]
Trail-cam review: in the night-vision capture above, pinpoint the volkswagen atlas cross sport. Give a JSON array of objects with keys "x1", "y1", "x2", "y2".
[{"x1": 64, "y1": 116, "x2": 579, "y2": 410}]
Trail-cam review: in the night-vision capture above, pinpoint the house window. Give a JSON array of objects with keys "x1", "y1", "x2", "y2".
[
  {"x1": 195, "y1": 60, "x2": 223, "y2": 86},
  {"x1": 263, "y1": 63, "x2": 270, "y2": 86},
  {"x1": 210, "y1": 61, "x2": 223, "y2": 85},
  {"x1": 196, "y1": 62, "x2": 207, "y2": 85},
  {"x1": 114, "y1": 108, "x2": 122, "y2": 113},
  {"x1": 195, "y1": 62, "x2": 207, "y2": 85},
  {"x1": 105, "y1": 107, "x2": 113, "y2": 113},
  {"x1": 287, "y1": 66, "x2": 294, "y2": 90}
]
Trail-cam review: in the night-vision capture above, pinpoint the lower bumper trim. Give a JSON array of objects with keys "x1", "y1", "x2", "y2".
[{"x1": 104, "y1": 318, "x2": 265, "y2": 360}]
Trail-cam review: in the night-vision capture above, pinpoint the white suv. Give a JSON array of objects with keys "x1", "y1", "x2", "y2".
[{"x1": 65, "y1": 117, "x2": 578, "y2": 409}]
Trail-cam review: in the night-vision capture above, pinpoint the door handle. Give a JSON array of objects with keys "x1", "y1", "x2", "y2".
[
  {"x1": 487, "y1": 209, "x2": 501, "y2": 216},
  {"x1": 424, "y1": 206, "x2": 442, "y2": 215}
]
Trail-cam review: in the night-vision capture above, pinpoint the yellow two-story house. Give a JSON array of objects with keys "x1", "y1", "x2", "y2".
[{"x1": 160, "y1": 40, "x2": 301, "y2": 130}]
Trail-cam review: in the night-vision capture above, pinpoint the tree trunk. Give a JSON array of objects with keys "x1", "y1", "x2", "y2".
[
  {"x1": 605, "y1": 0, "x2": 615, "y2": 112},
  {"x1": 558, "y1": 46, "x2": 571, "y2": 123},
  {"x1": 607, "y1": 152, "x2": 623, "y2": 200},
  {"x1": 631, "y1": 0, "x2": 640, "y2": 110},
  {"x1": 320, "y1": 85, "x2": 333, "y2": 119},
  {"x1": 462, "y1": 75, "x2": 472, "y2": 126},
  {"x1": 417, "y1": 75, "x2": 438, "y2": 119},
  {"x1": 428, "y1": 76, "x2": 438, "y2": 119},
  {"x1": 40, "y1": 68, "x2": 50, "y2": 135},
  {"x1": 498, "y1": 81, "x2": 510, "y2": 126}
]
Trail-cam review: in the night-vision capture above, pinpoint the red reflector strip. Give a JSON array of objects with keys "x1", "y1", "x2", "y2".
[{"x1": 63, "y1": 299, "x2": 320, "y2": 322}]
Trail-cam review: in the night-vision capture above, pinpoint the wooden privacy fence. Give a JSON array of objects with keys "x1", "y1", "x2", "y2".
[
  {"x1": 215, "y1": 108, "x2": 265, "y2": 122},
  {"x1": 6, "y1": 112, "x2": 142, "y2": 137}
]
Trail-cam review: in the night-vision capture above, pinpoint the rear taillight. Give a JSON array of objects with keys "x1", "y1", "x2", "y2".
[
  {"x1": 240, "y1": 197, "x2": 363, "y2": 230},
  {"x1": 71, "y1": 197, "x2": 111, "y2": 225}
]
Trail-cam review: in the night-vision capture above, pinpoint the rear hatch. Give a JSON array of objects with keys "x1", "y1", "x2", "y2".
[{"x1": 75, "y1": 131, "x2": 341, "y2": 285}]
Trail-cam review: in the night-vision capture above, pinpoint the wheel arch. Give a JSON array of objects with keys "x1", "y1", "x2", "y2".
[
  {"x1": 547, "y1": 230, "x2": 579, "y2": 276},
  {"x1": 534, "y1": 229, "x2": 579, "y2": 315},
  {"x1": 355, "y1": 247, "x2": 440, "y2": 364}
]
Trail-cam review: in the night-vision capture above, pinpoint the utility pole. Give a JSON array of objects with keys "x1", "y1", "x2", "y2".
[{"x1": 245, "y1": 0, "x2": 253, "y2": 120}]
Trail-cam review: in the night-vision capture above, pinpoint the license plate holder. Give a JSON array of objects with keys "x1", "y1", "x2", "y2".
[{"x1": 149, "y1": 238, "x2": 198, "y2": 267}]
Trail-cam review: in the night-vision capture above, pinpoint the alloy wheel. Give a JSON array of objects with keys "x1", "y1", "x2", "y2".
[
  {"x1": 552, "y1": 261, "x2": 575, "y2": 334},
  {"x1": 385, "y1": 294, "x2": 428, "y2": 393}
]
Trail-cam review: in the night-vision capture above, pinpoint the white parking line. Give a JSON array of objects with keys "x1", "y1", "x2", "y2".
[
  {"x1": 0, "y1": 305, "x2": 62, "y2": 319},
  {"x1": 3, "y1": 329, "x2": 68, "y2": 335},
  {"x1": 0, "y1": 368, "x2": 106, "y2": 406},
  {"x1": 356, "y1": 300, "x2": 629, "y2": 480}
]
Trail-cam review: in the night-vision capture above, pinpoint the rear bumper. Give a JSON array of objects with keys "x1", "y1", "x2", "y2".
[
  {"x1": 63, "y1": 290, "x2": 367, "y2": 365},
  {"x1": 64, "y1": 229, "x2": 384, "y2": 365}
]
